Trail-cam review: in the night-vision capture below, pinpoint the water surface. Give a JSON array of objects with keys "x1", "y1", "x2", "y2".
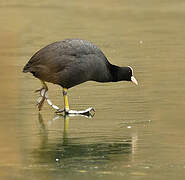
[{"x1": 0, "y1": 0, "x2": 185, "y2": 179}]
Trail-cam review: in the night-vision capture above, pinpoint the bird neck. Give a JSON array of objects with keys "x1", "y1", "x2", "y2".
[{"x1": 109, "y1": 64, "x2": 131, "y2": 82}]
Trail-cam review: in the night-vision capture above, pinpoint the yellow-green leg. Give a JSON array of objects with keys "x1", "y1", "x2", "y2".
[
  {"x1": 55, "y1": 88, "x2": 95, "y2": 116},
  {"x1": 63, "y1": 88, "x2": 70, "y2": 112}
]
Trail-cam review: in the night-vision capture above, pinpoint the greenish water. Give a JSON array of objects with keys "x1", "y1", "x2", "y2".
[{"x1": 0, "y1": 0, "x2": 185, "y2": 179}]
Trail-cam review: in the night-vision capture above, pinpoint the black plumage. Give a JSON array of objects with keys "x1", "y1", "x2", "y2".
[{"x1": 23, "y1": 39, "x2": 134, "y2": 88}]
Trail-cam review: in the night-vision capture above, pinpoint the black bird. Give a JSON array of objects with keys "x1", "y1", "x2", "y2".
[{"x1": 23, "y1": 39, "x2": 138, "y2": 114}]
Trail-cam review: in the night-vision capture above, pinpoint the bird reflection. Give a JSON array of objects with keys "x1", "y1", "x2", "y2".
[
  {"x1": 62, "y1": 114, "x2": 69, "y2": 145},
  {"x1": 34, "y1": 113, "x2": 137, "y2": 170}
]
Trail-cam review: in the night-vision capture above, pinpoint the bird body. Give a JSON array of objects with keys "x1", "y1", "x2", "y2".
[
  {"x1": 23, "y1": 39, "x2": 113, "y2": 88},
  {"x1": 23, "y1": 39, "x2": 138, "y2": 113}
]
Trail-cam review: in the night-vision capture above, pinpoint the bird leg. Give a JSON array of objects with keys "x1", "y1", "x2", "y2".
[
  {"x1": 35, "y1": 80, "x2": 60, "y2": 111},
  {"x1": 63, "y1": 88, "x2": 70, "y2": 112},
  {"x1": 56, "y1": 88, "x2": 95, "y2": 116},
  {"x1": 35, "y1": 82, "x2": 94, "y2": 115}
]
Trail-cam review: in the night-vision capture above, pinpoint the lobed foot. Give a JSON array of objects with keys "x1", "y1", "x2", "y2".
[
  {"x1": 56, "y1": 107, "x2": 95, "y2": 117},
  {"x1": 36, "y1": 88, "x2": 47, "y2": 111}
]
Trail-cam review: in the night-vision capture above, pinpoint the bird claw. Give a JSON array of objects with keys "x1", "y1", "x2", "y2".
[{"x1": 35, "y1": 88, "x2": 47, "y2": 111}]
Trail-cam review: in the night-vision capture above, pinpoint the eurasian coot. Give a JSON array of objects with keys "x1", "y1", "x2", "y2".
[{"x1": 23, "y1": 39, "x2": 138, "y2": 114}]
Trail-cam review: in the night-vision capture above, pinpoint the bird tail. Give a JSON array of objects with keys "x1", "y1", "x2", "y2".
[{"x1": 22, "y1": 64, "x2": 30, "y2": 73}]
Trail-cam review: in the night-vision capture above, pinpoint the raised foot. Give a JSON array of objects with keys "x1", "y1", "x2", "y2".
[
  {"x1": 36, "y1": 88, "x2": 47, "y2": 111},
  {"x1": 36, "y1": 88, "x2": 61, "y2": 111},
  {"x1": 56, "y1": 107, "x2": 95, "y2": 117}
]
